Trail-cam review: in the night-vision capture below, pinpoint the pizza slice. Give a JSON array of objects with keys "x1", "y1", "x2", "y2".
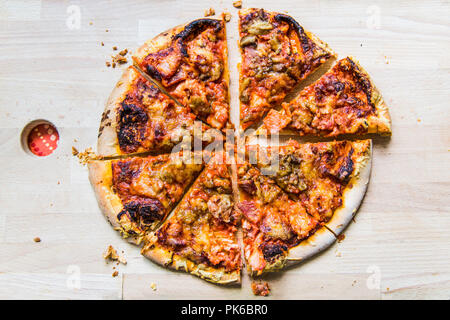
[
  {"x1": 236, "y1": 139, "x2": 372, "y2": 275},
  {"x1": 97, "y1": 66, "x2": 220, "y2": 157},
  {"x1": 133, "y1": 18, "x2": 231, "y2": 131},
  {"x1": 257, "y1": 57, "x2": 392, "y2": 136},
  {"x1": 88, "y1": 151, "x2": 205, "y2": 245},
  {"x1": 238, "y1": 8, "x2": 336, "y2": 130},
  {"x1": 236, "y1": 160, "x2": 330, "y2": 275},
  {"x1": 245, "y1": 139, "x2": 372, "y2": 227},
  {"x1": 141, "y1": 152, "x2": 241, "y2": 284}
]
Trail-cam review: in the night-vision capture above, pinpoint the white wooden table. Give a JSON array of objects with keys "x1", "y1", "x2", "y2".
[{"x1": 0, "y1": 0, "x2": 449, "y2": 299}]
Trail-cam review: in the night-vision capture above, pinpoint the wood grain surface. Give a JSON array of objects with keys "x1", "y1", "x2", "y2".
[{"x1": 0, "y1": 0, "x2": 449, "y2": 300}]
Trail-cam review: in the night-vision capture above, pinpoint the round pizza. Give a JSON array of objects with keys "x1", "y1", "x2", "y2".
[{"x1": 87, "y1": 8, "x2": 391, "y2": 288}]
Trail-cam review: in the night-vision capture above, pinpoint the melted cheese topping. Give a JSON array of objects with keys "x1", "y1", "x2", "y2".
[
  {"x1": 111, "y1": 153, "x2": 203, "y2": 235},
  {"x1": 153, "y1": 155, "x2": 241, "y2": 272},
  {"x1": 238, "y1": 9, "x2": 333, "y2": 129},
  {"x1": 237, "y1": 162, "x2": 318, "y2": 273},
  {"x1": 263, "y1": 57, "x2": 380, "y2": 136},
  {"x1": 238, "y1": 140, "x2": 370, "y2": 273},
  {"x1": 116, "y1": 68, "x2": 208, "y2": 154},
  {"x1": 139, "y1": 21, "x2": 230, "y2": 130}
]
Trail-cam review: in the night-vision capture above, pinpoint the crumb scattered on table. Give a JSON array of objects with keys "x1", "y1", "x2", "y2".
[
  {"x1": 33, "y1": 237, "x2": 41, "y2": 243},
  {"x1": 204, "y1": 8, "x2": 215, "y2": 17},
  {"x1": 223, "y1": 12, "x2": 231, "y2": 22},
  {"x1": 73, "y1": 147, "x2": 101, "y2": 165},
  {"x1": 337, "y1": 234, "x2": 346, "y2": 243},
  {"x1": 104, "y1": 245, "x2": 119, "y2": 260},
  {"x1": 150, "y1": 282, "x2": 157, "y2": 291},
  {"x1": 251, "y1": 281, "x2": 270, "y2": 296},
  {"x1": 233, "y1": 1, "x2": 242, "y2": 8},
  {"x1": 103, "y1": 245, "x2": 127, "y2": 265},
  {"x1": 112, "y1": 270, "x2": 119, "y2": 277},
  {"x1": 335, "y1": 250, "x2": 342, "y2": 257},
  {"x1": 106, "y1": 48, "x2": 129, "y2": 68}
]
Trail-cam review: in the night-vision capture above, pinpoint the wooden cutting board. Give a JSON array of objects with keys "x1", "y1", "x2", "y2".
[{"x1": 0, "y1": 0, "x2": 449, "y2": 300}]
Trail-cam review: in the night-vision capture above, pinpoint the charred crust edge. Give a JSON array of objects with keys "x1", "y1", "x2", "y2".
[
  {"x1": 344, "y1": 57, "x2": 375, "y2": 110},
  {"x1": 274, "y1": 14, "x2": 304, "y2": 35},
  {"x1": 274, "y1": 14, "x2": 310, "y2": 47},
  {"x1": 174, "y1": 19, "x2": 223, "y2": 42}
]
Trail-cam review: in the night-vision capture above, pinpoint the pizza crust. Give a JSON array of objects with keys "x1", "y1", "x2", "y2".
[
  {"x1": 285, "y1": 227, "x2": 336, "y2": 266},
  {"x1": 141, "y1": 239, "x2": 241, "y2": 285},
  {"x1": 324, "y1": 139, "x2": 372, "y2": 235},
  {"x1": 88, "y1": 160, "x2": 143, "y2": 245},
  {"x1": 97, "y1": 66, "x2": 140, "y2": 157},
  {"x1": 132, "y1": 24, "x2": 186, "y2": 70}
]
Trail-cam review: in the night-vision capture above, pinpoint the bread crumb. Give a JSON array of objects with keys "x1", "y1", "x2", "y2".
[
  {"x1": 118, "y1": 255, "x2": 127, "y2": 265},
  {"x1": 112, "y1": 271, "x2": 119, "y2": 277},
  {"x1": 150, "y1": 282, "x2": 157, "y2": 291},
  {"x1": 223, "y1": 12, "x2": 231, "y2": 22},
  {"x1": 103, "y1": 245, "x2": 119, "y2": 261},
  {"x1": 101, "y1": 42, "x2": 104, "y2": 46},
  {"x1": 233, "y1": 1, "x2": 242, "y2": 8},
  {"x1": 103, "y1": 245, "x2": 127, "y2": 264},
  {"x1": 112, "y1": 54, "x2": 127, "y2": 65},
  {"x1": 106, "y1": 47, "x2": 129, "y2": 67},
  {"x1": 335, "y1": 250, "x2": 342, "y2": 257},
  {"x1": 251, "y1": 281, "x2": 270, "y2": 296},
  {"x1": 33, "y1": 237, "x2": 41, "y2": 243},
  {"x1": 89, "y1": 21, "x2": 93, "y2": 26},
  {"x1": 204, "y1": 8, "x2": 215, "y2": 17},
  {"x1": 73, "y1": 147, "x2": 101, "y2": 165},
  {"x1": 337, "y1": 234, "x2": 346, "y2": 243}
]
